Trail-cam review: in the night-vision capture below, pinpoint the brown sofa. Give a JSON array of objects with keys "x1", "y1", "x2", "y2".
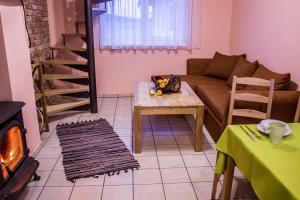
[{"x1": 181, "y1": 56, "x2": 300, "y2": 142}]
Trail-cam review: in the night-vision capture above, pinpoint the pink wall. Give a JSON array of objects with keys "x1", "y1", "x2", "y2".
[
  {"x1": 0, "y1": 0, "x2": 41, "y2": 154},
  {"x1": 230, "y1": 0, "x2": 300, "y2": 88},
  {"x1": 95, "y1": 0, "x2": 233, "y2": 94},
  {"x1": 0, "y1": 17, "x2": 12, "y2": 100},
  {"x1": 47, "y1": 0, "x2": 233, "y2": 94}
]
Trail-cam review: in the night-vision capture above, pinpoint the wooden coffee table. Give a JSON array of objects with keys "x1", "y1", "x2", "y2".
[{"x1": 134, "y1": 81, "x2": 204, "y2": 153}]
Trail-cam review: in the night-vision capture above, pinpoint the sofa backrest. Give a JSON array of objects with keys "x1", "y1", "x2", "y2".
[
  {"x1": 186, "y1": 57, "x2": 298, "y2": 91},
  {"x1": 288, "y1": 81, "x2": 298, "y2": 91},
  {"x1": 186, "y1": 58, "x2": 211, "y2": 75}
]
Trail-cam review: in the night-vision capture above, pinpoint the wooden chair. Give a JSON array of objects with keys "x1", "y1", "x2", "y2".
[
  {"x1": 295, "y1": 96, "x2": 300, "y2": 122},
  {"x1": 227, "y1": 76, "x2": 275, "y2": 124},
  {"x1": 32, "y1": 62, "x2": 49, "y2": 132},
  {"x1": 211, "y1": 76, "x2": 275, "y2": 200}
]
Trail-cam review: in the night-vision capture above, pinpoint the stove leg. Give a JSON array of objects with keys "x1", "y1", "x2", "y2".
[{"x1": 33, "y1": 172, "x2": 41, "y2": 181}]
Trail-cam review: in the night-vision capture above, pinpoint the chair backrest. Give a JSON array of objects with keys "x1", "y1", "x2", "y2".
[
  {"x1": 295, "y1": 96, "x2": 300, "y2": 123},
  {"x1": 228, "y1": 76, "x2": 275, "y2": 125}
]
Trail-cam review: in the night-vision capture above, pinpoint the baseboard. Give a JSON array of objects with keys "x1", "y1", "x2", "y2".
[
  {"x1": 97, "y1": 94, "x2": 133, "y2": 98},
  {"x1": 30, "y1": 140, "x2": 42, "y2": 157}
]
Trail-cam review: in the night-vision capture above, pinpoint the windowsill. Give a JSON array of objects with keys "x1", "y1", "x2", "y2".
[{"x1": 98, "y1": 46, "x2": 200, "y2": 51}]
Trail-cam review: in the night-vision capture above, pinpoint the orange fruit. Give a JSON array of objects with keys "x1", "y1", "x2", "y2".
[{"x1": 159, "y1": 82, "x2": 166, "y2": 88}]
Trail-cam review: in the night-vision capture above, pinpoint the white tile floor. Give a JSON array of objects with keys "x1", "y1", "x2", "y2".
[{"x1": 20, "y1": 96, "x2": 258, "y2": 200}]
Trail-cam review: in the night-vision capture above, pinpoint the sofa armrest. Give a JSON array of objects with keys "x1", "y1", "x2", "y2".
[
  {"x1": 186, "y1": 58, "x2": 211, "y2": 75},
  {"x1": 270, "y1": 91, "x2": 300, "y2": 122},
  {"x1": 231, "y1": 90, "x2": 300, "y2": 123}
]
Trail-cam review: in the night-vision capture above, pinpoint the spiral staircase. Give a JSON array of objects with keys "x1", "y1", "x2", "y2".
[{"x1": 33, "y1": 0, "x2": 111, "y2": 131}]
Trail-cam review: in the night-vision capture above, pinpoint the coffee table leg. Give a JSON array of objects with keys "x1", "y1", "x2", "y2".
[
  {"x1": 134, "y1": 106, "x2": 142, "y2": 153},
  {"x1": 194, "y1": 105, "x2": 204, "y2": 152}
]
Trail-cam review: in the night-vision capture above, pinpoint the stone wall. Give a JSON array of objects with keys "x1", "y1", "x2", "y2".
[{"x1": 23, "y1": 0, "x2": 50, "y2": 61}]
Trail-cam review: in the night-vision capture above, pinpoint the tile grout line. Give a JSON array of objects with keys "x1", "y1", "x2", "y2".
[
  {"x1": 149, "y1": 117, "x2": 167, "y2": 200},
  {"x1": 111, "y1": 96, "x2": 118, "y2": 127},
  {"x1": 36, "y1": 116, "x2": 65, "y2": 200},
  {"x1": 184, "y1": 116, "x2": 224, "y2": 196},
  {"x1": 65, "y1": 114, "x2": 81, "y2": 200},
  {"x1": 38, "y1": 109, "x2": 90, "y2": 200},
  {"x1": 99, "y1": 97, "x2": 110, "y2": 200},
  {"x1": 65, "y1": 114, "x2": 82, "y2": 200},
  {"x1": 100, "y1": 175, "x2": 106, "y2": 200},
  {"x1": 71, "y1": 99, "x2": 103, "y2": 199},
  {"x1": 131, "y1": 95, "x2": 135, "y2": 200},
  {"x1": 100, "y1": 96, "x2": 134, "y2": 200},
  {"x1": 98, "y1": 98, "x2": 106, "y2": 200},
  {"x1": 167, "y1": 116, "x2": 199, "y2": 200},
  {"x1": 76, "y1": 101, "x2": 103, "y2": 199},
  {"x1": 37, "y1": 152, "x2": 64, "y2": 200},
  {"x1": 30, "y1": 180, "x2": 223, "y2": 187},
  {"x1": 34, "y1": 119, "x2": 59, "y2": 157},
  {"x1": 116, "y1": 95, "x2": 134, "y2": 199},
  {"x1": 186, "y1": 119, "x2": 222, "y2": 187}
]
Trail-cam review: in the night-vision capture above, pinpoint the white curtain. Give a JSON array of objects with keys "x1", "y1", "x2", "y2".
[{"x1": 99, "y1": 0, "x2": 199, "y2": 50}]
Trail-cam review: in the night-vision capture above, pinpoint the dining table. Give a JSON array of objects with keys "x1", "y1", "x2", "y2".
[{"x1": 214, "y1": 123, "x2": 300, "y2": 200}]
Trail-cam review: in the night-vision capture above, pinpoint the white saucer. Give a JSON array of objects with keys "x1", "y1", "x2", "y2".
[{"x1": 256, "y1": 119, "x2": 292, "y2": 136}]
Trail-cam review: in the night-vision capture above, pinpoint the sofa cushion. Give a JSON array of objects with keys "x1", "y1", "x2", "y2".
[
  {"x1": 180, "y1": 75, "x2": 226, "y2": 91},
  {"x1": 226, "y1": 58, "x2": 259, "y2": 87},
  {"x1": 247, "y1": 64, "x2": 291, "y2": 90},
  {"x1": 203, "y1": 52, "x2": 246, "y2": 79},
  {"x1": 187, "y1": 58, "x2": 211, "y2": 75},
  {"x1": 196, "y1": 84, "x2": 231, "y2": 123}
]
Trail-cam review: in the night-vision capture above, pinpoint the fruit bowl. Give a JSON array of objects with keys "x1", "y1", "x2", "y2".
[{"x1": 151, "y1": 75, "x2": 181, "y2": 93}]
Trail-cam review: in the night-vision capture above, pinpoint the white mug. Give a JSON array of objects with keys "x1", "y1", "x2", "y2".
[
  {"x1": 261, "y1": 120, "x2": 288, "y2": 133},
  {"x1": 269, "y1": 122, "x2": 285, "y2": 144}
]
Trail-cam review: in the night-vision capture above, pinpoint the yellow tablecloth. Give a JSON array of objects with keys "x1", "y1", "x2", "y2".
[{"x1": 215, "y1": 123, "x2": 300, "y2": 200}]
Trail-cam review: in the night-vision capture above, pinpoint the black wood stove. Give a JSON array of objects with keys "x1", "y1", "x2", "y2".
[{"x1": 0, "y1": 101, "x2": 40, "y2": 200}]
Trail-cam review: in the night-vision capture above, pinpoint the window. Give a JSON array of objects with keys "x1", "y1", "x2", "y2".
[{"x1": 99, "y1": 0, "x2": 194, "y2": 49}]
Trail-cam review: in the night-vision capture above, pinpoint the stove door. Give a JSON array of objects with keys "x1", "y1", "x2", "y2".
[{"x1": 0, "y1": 120, "x2": 25, "y2": 184}]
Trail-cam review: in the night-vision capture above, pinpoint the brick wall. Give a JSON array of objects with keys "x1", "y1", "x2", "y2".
[{"x1": 23, "y1": 0, "x2": 50, "y2": 61}]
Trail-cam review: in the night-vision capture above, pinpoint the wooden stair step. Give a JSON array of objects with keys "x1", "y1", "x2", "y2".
[
  {"x1": 50, "y1": 46, "x2": 87, "y2": 52},
  {"x1": 62, "y1": 33, "x2": 86, "y2": 38},
  {"x1": 43, "y1": 59, "x2": 87, "y2": 65},
  {"x1": 43, "y1": 74, "x2": 88, "y2": 80},
  {"x1": 44, "y1": 87, "x2": 89, "y2": 97},
  {"x1": 47, "y1": 100, "x2": 89, "y2": 115}
]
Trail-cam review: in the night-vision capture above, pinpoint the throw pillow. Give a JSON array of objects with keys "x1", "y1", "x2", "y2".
[
  {"x1": 226, "y1": 58, "x2": 259, "y2": 87},
  {"x1": 247, "y1": 64, "x2": 291, "y2": 90},
  {"x1": 203, "y1": 52, "x2": 246, "y2": 79}
]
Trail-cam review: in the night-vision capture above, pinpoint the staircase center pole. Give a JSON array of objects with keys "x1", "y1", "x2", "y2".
[{"x1": 84, "y1": 0, "x2": 98, "y2": 113}]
